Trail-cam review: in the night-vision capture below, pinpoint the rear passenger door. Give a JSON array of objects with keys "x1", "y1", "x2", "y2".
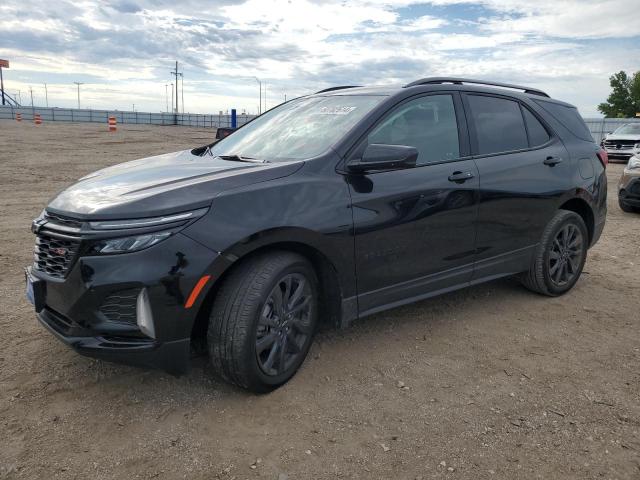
[{"x1": 462, "y1": 93, "x2": 571, "y2": 280}]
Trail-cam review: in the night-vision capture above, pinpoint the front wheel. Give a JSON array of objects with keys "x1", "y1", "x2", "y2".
[
  {"x1": 520, "y1": 210, "x2": 588, "y2": 296},
  {"x1": 207, "y1": 251, "x2": 318, "y2": 393}
]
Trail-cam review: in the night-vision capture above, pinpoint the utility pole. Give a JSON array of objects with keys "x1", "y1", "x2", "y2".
[
  {"x1": 0, "y1": 63, "x2": 5, "y2": 105},
  {"x1": 254, "y1": 77, "x2": 262, "y2": 115},
  {"x1": 73, "y1": 82, "x2": 84, "y2": 109},
  {"x1": 29, "y1": 86, "x2": 34, "y2": 107},
  {"x1": 44, "y1": 83, "x2": 48, "y2": 107},
  {"x1": 181, "y1": 74, "x2": 184, "y2": 113},
  {"x1": 170, "y1": 61, "x2": 182, "y2": 114},
  {"x1": 165, "y1": 84, "x2": 168, "y2": 112},
  {"x1": 170, "y1": 83, "x2": 174, "y2": 112},
  {"x1": 16, "y1": 89, "x2": 21, "y2": 105}
]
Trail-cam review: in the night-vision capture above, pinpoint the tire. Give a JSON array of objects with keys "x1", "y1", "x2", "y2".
[
  {"x1": 619, "y1": 197, "x2": 639, "y2": 213},
  {"x1": 520, "y1": 210, "x2": 588, "y2": 297},
  {"x1": 207, "y1": 251, "x2": 318, "y2": 393}
]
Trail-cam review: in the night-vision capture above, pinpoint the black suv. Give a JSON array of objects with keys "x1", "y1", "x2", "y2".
[{"x1": 26, "y1": 77, "x2": 608, "y2": 392}]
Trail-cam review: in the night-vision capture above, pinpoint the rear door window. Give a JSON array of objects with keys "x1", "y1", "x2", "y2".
[
  {"x1": 467, "y1": 95, "x2": 528, "y2": 155},
  {"x1": 522, "y1": 107, "x2": 550, "y2": 147}
]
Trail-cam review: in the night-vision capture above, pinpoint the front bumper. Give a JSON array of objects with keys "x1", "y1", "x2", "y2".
[
  {"x1": 618, "y1": 170, "x2": 640, "y2": 207},
  {"x1": 37, "y1": 307, "x2": 191, "y2": 373},
  {"x1": 605, "y1": 148, "x2": 639, "y2": 161},
  {"x1": 28, "y1": 232, "x2": 221, "y2": 374}
]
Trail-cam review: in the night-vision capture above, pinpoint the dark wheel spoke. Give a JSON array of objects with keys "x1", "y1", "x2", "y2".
[
  {"x1": 291, "y1": 319, "x2": 312, "y2": 335},
  {"x1": 288, "y1": 278, "x2": 306, "y2": 309},
  {"x1": 271, "y1": 286, "x2": 284, "y2": 317},
  {"x1": 568, "y1": 255, "x2": 580, "y2": 274},
  {"x1": 256, "y1": 332, "x2": 277, "y2": 353},
  {"x1": 289, "y1": 296, "x2": 311, "y2": 315},
  {"x1": 263, "y1": 341, "x2": 279, "y2": 371},
  {"x1": 259, "y1": 308, "x2": 278, "y2": 328},
  {"x1": 549, "y1": 260, "x2": 560, "y2": 276},
  {"x1": 277, "y1": 336, "x2": 287, "y2": 374},
  {"x1": 282, "y1": 276, "x2": 293, "y2": 308},
  {"x1": 286, "y1": 331, "x2": 301, "y2": 353},
  {"x1": 256, "y1": 271, "x2": 315, "y2": 378}
]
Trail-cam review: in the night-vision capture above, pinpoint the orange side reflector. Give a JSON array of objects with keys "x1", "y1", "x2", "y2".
[{"x1": 184, "y1": 275, "x2": 211, "y2": 309}]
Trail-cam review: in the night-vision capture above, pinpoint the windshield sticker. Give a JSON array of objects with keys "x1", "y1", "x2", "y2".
[{"x1": 317, "y1": 106, "x2": 357, "y2": 115}]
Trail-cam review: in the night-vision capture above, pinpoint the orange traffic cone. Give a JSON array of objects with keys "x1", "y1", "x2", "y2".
[
  {"x1": 108, "y1": 116, "x2": 117, "y2": 132},
  {"x1": 15, "y1": 113, "x2": 22, "y2": 122},
  {"x1": 34, "y1": 113, "x2": 42, "y2": 125}
]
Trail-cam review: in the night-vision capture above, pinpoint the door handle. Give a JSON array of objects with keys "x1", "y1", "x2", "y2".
[
  {"x1": 448, "y1": 171, "x2": 475, "y2": 183},
  {"x1": 543, "y1": 156, "x2": 563, "y2": 166}
]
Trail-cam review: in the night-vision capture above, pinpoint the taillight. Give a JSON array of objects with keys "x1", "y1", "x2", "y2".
[{"x1": 596, "y1": 148, "x2": 608, "y2": 168}]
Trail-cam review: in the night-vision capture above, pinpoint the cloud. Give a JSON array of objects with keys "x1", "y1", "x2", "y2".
[{"x1": 0, "y1": 0, "x2": 638, "y2": 115}]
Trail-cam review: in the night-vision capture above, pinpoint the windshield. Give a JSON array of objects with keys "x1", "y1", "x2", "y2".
[
  {"x1": 208, "y1": 95, "x2": 386, "y2": 162},
  {"x1": 613, "y1": 124, "x2": 640, "y2": 135}
]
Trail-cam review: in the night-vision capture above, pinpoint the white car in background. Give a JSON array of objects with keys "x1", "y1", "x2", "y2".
[{"x1": 602, "y1": 123, "x2": 640, "y2": 162}]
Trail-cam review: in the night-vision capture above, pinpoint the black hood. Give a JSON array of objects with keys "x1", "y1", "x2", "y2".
[{"x1": 47, "y1": 149, "x2": 304, "y2": 219}]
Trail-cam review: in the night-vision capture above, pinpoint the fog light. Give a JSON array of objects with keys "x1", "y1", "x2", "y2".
[{"x1": 136, "y1": 288, "x2": 155, "y2": 339}]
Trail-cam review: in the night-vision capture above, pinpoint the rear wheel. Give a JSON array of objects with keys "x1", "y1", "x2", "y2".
[
  {"x1": 520, "y1": 210, "x2": 588, "y2": 296},
  {"x1": 207, "y1": 251, "x2": 318, "y2": 393}
]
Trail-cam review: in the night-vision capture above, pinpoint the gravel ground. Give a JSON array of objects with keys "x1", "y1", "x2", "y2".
[{"x1": 0, "y1": 120, "x2": 639, "y2": 480}]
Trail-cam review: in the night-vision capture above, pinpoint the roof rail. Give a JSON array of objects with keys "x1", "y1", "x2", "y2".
[
  {"x1": 315, "y1": 85, "x2": 362, "y2": 94},
  {"x1": 404, "y1": 77, "x2": 550, "y2": 98}
]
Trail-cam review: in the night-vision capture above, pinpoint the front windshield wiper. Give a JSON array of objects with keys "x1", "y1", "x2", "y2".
[{"x1": 217, "y1": 154, "x2": 270, "y2": 163}]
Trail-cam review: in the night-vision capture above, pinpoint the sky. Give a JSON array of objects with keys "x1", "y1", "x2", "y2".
[{"x1": 0, "y1": 0, "x2": 639, "y2": 116}]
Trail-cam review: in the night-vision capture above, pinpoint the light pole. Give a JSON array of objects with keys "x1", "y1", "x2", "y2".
[
  {"x1": 165, "y1": 84, "x2": 168, "y2": 112},
  {"x1": 73, "y1": 82, "x2": 84, "y2": 109},
  {"x1": 254, "y1": 76, "x2": 262, "y2": 115},
  {"x1": 181, "y1": 74, "x2": 184, "y2": 114},
  {"x1": 170, "y1": 83, "x2": 174, "y2": 112},
  {"x1": 29, "y1": 86, "x2": 34, "y2": 107},
  {"x1": 44, "y1": 83, "x2": 48, "y2": 107}
]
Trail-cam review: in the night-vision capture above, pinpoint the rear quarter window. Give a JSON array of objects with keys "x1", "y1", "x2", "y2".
[{"x1": 535, "y1": 100, "x2": 592, "y2": 142}]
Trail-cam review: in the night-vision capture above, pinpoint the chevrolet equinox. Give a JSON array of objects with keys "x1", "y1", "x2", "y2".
[{"x1": 26, "y1": 77, "x2": 608, "y2": 392}]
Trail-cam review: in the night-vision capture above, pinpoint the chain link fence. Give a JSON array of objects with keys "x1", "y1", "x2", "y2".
[
  {"x1": 0, "y1": 105, "x2": 255, "y2": 128},
  {"x1": 3, "y1": 105, "x2": 639, "y2": 143},
  {"x1": 583, "y1": 118, "x2": 640, "y2": 143}
]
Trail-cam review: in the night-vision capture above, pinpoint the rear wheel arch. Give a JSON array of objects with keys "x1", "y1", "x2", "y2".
[
  {"x1": 558, "y1": 197, "x2": 595, "y2": 245},
  {"x1": 190, "y1": 241, "x2": 344, "y2": 351}
]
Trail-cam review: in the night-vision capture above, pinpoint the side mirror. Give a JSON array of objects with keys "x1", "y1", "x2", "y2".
[{"x1": 348, "y1": 144, "x2": 418, "y2": 173}]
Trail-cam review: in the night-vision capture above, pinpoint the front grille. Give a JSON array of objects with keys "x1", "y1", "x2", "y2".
[
  {"x1": 33, "y1": 233, "x2": 81, "y2": 278},
  {"x1": 604, "y1": 139, "x2": 637, "y2": 149},
  {"x1": 44, "y1": 212, "x2": 83, "y2": 230},
  {"x1": 99, "y1": 289, "x2": 140, "y2": 325}
]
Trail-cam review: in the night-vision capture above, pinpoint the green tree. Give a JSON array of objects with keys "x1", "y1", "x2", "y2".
[{"x1": 598, "y1": 71, "x2": 640, "y2": 118}]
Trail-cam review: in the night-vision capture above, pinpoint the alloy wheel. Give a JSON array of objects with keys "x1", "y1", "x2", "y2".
[
  {"x1": 548, "y1": 223, "x2": 584, "y2": 287},
  {"x1": 255, "y1": 273, "x2": 313, "y2": 376}
]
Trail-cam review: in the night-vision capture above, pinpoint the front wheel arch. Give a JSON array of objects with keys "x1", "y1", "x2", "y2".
[{"x1": 190, "y1": 241, "x2": 344, "y2": 354}]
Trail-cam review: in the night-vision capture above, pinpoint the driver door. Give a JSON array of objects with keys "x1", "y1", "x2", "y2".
[{"x1": 345, "y1": 93, "x2": 480, "y2": 315}]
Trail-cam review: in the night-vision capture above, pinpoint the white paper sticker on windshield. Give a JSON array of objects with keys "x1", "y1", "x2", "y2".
[{"x1": 317, "y1": 106, "x2": 357, "y2": 115}]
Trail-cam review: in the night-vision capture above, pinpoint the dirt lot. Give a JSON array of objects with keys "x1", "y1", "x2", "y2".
[{"x1": 0, "y1": 120, "x2": 639, "y2": 479}]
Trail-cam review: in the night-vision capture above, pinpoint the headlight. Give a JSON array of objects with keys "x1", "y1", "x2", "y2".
[
  {"x1": 89, "y1": 208, "x2": 208, "y2": 230},
  {"x1": 628, "y1": 156, "x2": 640, "y2": 170},
  {"x1": 91, "y1": 232, "x2": 172, "y2": 254},
  {"x1": 87, "y1": 207, "x2": 208, "y2": 254},
  {"x1": 634, "y1": 143, "x2": 640, "y2": 149}
]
